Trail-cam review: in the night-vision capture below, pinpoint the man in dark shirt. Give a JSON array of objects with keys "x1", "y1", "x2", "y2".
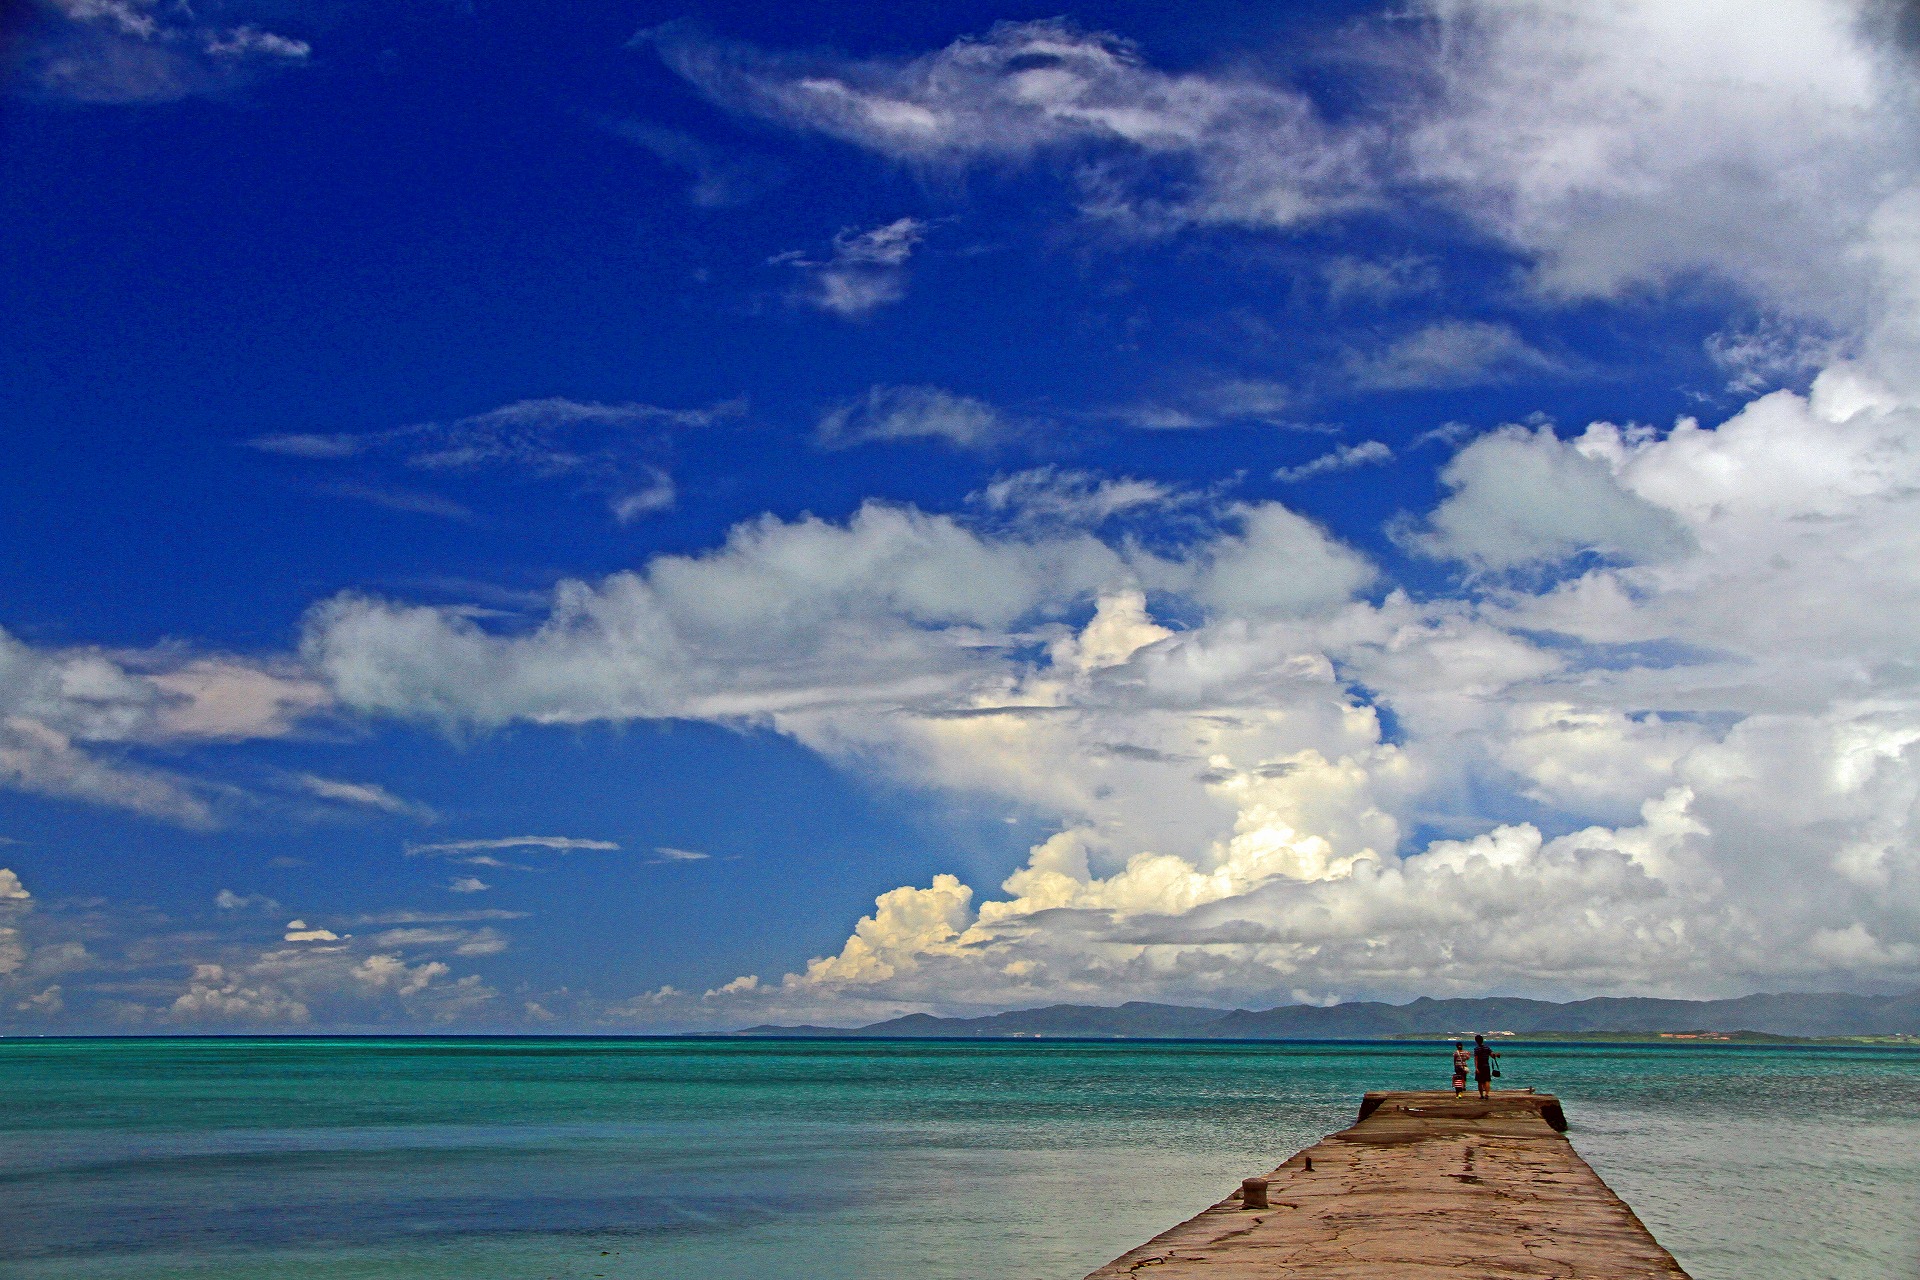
[{"x1": 1473, "y1": 1033, "x2": 1500, "y2": 1099}]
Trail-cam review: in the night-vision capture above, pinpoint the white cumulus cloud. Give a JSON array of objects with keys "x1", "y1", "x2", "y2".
[
  {"x1": 1403, "y1": 425, "x2": 1695, "y2": 571},
  {"x1": 593, "y1": 363, "x2": 1920, "y2": 1020},
  {"x1": 22, "y1": 0, "x2": 1920, "y2": 1028},
  {"x1": 0, "y1": 630, "x2": 326, "y2": 826}
]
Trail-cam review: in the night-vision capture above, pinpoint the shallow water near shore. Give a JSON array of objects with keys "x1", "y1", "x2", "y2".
[{"x1": 1, "y1": 1037, "x2": 1914, "y2": 1280}]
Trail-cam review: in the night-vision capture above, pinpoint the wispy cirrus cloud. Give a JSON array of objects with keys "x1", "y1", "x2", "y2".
[
  {"x1": 608, "y1": 119, "x2": 786, "y2": 207},
  {"x1": 250, "y1": 398, "x2": 730, "y2": 469},
  {"x1": 644, "y1": 19, "x2": 1372, "y2": 235},
  {"x1": 1274, "y1": 440, "x2": 1393, "y2": 483},
  {"x1": 774, "y1": 217, "x2": 927, "y2": 317},
  {"x1": 609, "y1": 470, "x2": 677, "y2": 523},
  {"x1": 347, "y1": 909, "x2": 529, "y2": 926},
  {"x1": 250, "y1": 433, "x2": 363, "y2": 460},
  {"x1": 296, "y1": 775, "x2": 436, "y2": 822},
  {"x1": 970, "y1": 467, "x2": 1206, "y2": 530},
  {"x1": 1340, "y1": 321, "x2": 1566, "y2": 391},
  {"x1": 251, "y1": 397, "x2": 743, "y2": 523},
  {"x1": 1105, "y1": 379, "x2": 1300, "y2": 432},
  {"x1": 316, "y1": 483, "x2": 477, "y2": 523},
  {"x1": 405, "y1": 836, "x2": 621, "y2": 858},
  {"x1": 23, "y1": 0, "x2": 309, "y2": 103},
  {"x1": 817, "y1": 385, "x2": 1012, "y2": 449},
  {"x1": 1321, "y1": 254, "x2": 1441, "y2": 307},
  {"x1": 651, "y1": 846, "x2": 710, "y2": 862}
]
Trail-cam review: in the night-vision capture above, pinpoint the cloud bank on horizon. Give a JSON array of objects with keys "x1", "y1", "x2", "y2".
[{"x1": 4, "y1": 0, "x2": 1920, "y2": 1030}]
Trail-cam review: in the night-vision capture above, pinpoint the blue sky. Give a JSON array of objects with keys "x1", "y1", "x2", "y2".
[{"x1": 4, "y1": 0, "x2": 1920, "y2": 1031}]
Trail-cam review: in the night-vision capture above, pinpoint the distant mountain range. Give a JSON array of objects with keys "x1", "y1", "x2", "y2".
[{"x1": 738, "y1": 991, "x2": 1920, "y2": 1040}]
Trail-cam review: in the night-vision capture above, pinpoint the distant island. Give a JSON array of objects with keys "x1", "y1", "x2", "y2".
[{"x1": 737, "y1": 991, "x2": 1920, "y2": 1042}]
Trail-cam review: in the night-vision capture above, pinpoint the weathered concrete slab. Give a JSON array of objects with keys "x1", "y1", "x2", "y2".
[{"x1": 1087, "y1": 1091, "x2": 1689, "y2": 1279}]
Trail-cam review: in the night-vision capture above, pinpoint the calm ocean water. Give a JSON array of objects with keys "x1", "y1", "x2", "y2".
[{"x1": 0, "y1": 1037, "x2": 1914, "y2": 1279}]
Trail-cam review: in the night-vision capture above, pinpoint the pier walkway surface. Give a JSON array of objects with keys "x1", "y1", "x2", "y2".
[{"x1": 1087, "y1": 1090, "x2": 1690, "y2": 1279}]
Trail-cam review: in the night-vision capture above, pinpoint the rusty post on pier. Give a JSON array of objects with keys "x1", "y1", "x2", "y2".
[{"x1": 1086, "y1": 1090, "x2": 1690, "y2": 1279}]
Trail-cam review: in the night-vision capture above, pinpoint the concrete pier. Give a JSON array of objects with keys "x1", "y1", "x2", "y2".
[{"x1": 1087, "y1": 1091, "x2": 1690, "y2": 1279}]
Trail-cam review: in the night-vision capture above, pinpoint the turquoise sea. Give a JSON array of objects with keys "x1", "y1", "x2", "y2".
[{"x1": 1, "y1": 1037, "x2": 1914, "y2": 1280}]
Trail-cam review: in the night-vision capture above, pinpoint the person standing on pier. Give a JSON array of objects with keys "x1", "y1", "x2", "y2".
[
  {"x1": 1451, "y1": 1042, "x2": 1471, "y2": 1098},
  {"x1": 1473, "y1": 1034, "x2": 1501, "y2": 1099}
]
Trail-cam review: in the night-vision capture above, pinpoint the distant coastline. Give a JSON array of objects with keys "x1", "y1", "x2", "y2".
[{"x1": 736, "y1": 990, "x2": 1920, "y2": 1042}]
